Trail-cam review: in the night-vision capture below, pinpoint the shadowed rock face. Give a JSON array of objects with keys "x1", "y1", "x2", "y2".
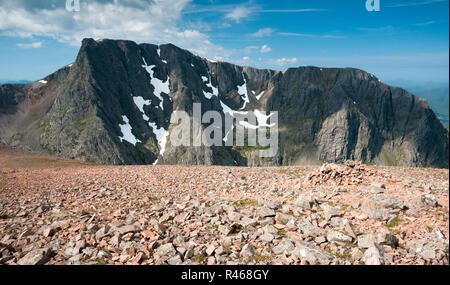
[{"x1": 0, "y1": 38, "x2": 448, "y2": 167}]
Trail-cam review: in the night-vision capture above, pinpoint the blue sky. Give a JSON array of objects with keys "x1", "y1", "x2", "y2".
[{"x1": 0, "y1": 0, "x2": 448, "y2": 85}]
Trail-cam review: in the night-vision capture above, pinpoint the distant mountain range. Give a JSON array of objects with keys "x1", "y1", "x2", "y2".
[
  {"x1": 388, "y1": 81, "x2": 449, "y2": 125},
  {"x1": 0, "y1": 80, "x2": 32, "y2": 84},
  {"x1": 0, "y1": 39, "x2": 448, "y2": 168}
]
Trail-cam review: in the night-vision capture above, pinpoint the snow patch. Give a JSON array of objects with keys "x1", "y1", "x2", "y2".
[
  {"x1": 38, "y1": 80, "x2": 47, "y2": 84},
  {"x1": 202, "y1": 72, "x2": 219, "y2": 99},
  {"x1": 149, "y1": 121, "x2": 169, "y2": 158},
  {"x1": 237, "y1": 72, "x2": 249, "y2": 110},
  {"x1": 142, "y1": 57, "x2": 170, "y2": 110},
  {"x1": 118, "y1": 115, "x2": 141, "y2": 146},
  {"x1": 254, "y1": 110, "x2": 276, "y2": 128},
  {"x1": 255, "y1": 91, "x2": 265, "y2": 100},
  {"x1": 220, "y1": 100, "x2": 248, "y2": 117},
  {"x1": 133, "y1": 95, "x2": 151, "y2": 121}
]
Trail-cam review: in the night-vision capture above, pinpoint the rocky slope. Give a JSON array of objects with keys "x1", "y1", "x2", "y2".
[
  {"x1": 0, "y1": 149, "x2": 448, "y2": 265},
  {"x1": 0, "y1": 38, "x2": 448, "y2": 167}
]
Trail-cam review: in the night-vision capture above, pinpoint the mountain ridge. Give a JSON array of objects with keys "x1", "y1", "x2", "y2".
[{"x1": 0, "y1": 38, "x2": 448, "y2": 168}]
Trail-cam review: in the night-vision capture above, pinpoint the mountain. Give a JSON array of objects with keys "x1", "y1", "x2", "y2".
[
  {"x1": 0, "y1": 80, "x2": 32, "y2": 84},
  {"x1": 0, "y1": 38, "x2": 448, "y2": 168},
  {"x1": 387, "y1": 80, "x2": 449, "y2": 125}
]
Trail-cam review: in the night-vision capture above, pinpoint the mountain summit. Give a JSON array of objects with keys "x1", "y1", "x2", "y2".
[{"x1": 0, "y1": 38, "x2": 448, "y2": 167}]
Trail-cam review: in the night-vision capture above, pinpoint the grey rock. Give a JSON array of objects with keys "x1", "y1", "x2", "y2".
[
  {"x1": 17, "y1": 248, "x2": 52, "y2": 265},
  {"x1": 258, "y1": 207, "x2": 276, "y2": 218},
  {"x1": 408, "y1": 241, "x2": 436, "y2": 260},
  {"x1": 295, "y1": 194, "x2": 319, "y2": 210},
  {"x1": 116, "y1": 225, "x2": 139, "y2": 235},
  {"x1": 240, "y1": 244, "x2": 255, "y2": 258},
  {"x1": 273, "y1": 239, "x2": 295, "y2": 255},
  {"x1": 298, "y1": 219, "x2": 324, "y2": 237},
  {"x1": 322, "y1": 204, "x2": 340, "y2": 221},
  {"x1": 362, "y1": 245, "x2": 384, "y2": 265},
  {"x1": 259, "y1": 233, "x2": 275, "y2": 243},
  {"x1": 421, "y1": 194, "x2": 438, "y2": 208},
  {"x1": 292, "y1": 242, "x2": 334, "y2": 265},
  {"x1": 358, "y1": 234, "x2": 378, "y2": 248},
  {"x1": 327, "y1": 230, "x2": 353, "y2": 243},
  {"x1": 157, "y1": 243, "x2": 177, "y2": 256},
  {"x1": 362, "y1": 195, "x2": 405, "y2": 220},
  {"x1": 168, "y1": 255, "x2": 183, "y2": 265}
]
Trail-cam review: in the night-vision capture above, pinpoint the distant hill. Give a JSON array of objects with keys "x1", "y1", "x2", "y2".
[
  {"x1": 0, "y1": 79, "x2": 32, "y2": 84},
  {"x1": 388, "y1": 81, "x2": 449, "y2": 125}
]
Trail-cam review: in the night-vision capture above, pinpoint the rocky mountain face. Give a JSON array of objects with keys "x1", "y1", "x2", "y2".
[{"x1": 0, "y1": 38, "x2": 448, "y2": 168}]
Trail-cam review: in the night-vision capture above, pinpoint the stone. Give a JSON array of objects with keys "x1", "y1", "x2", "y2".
[
  {"x1": 314, "y1": 236, "x2": 327, "y2": 244},
  {"x1": 262, "y1": 224, "x2": 278, "y2": 235},
  {"x1": 259, "y1": 233, "x2": 275, "y2": 243},
  {"x1": 66, "y1": 254, "x2": 82, "y2": 265},
  {"x1": 240, "y1": 244, "x2": 255, "y2": 258},
  {"x1": 343, "y1": 221, "x2": 357, "y2": 239},
  {"x1": 361, "y1": 245, "x2": 384, "y2": 265},
  {"x1": 408, "y1": 241, "x2": 436, "y2": 260},
  {"x1": 258, "y1": 207, "x2": 276, "y2": 218},
  {"x1": 292, "y1": 242, "x2": 333, "y2": 265},
  {"x1": 421, "y1": 194, "x2": 438, "y2": 208},
  {"x1": 295, "y1": 194, "x2": 319, "y2": 210},
  {"x1": 298, "y1": 219, "x2": 323, "y2": 237},
  {"x1": 351, "y1": 248, "x2": 363, "y2": 261},
  {"x1": 95, "y1": 225, "x2": 111, "y2": 239},
  {"x1": 157, "y1": 243, "x2": 177, "y2": 256},
  {"x1": 275, "y1": 213, "x2": 292, "y2": 225},
  {"x1": 17, "y1": 248, "x2": 52, "y2": 265},
  {"x1": 206, "y1": 245, "x2": 215, "y2": 256},
  {"x1": 361, "y1": 195, "x2": 404, "y2": 220},
  {"x1": 273, "y1": 239, "x2": 295, "y2": 255},
  {"x1": 330, "y1": 217, "x2": 343, "y2": 227},
  {"x1": 358, "y1": 234, "x2": 378, "y2": 248},
  {"x1": 116, "y1": 225, "x2": 138, "y2": 235},
  {"x1": 322, "y1": 204, "x2": 340, "y2": 220},
  {"x1": 327, "y1": 230, "x2": 353, "y2": 242},
  {"x1": 167, "y1": 255, "x2": 183, "y2": 265}
]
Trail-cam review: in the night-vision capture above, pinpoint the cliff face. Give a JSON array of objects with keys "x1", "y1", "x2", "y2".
[{"x1": 0, "y1": 38, "x2": 448, "y2": 167}]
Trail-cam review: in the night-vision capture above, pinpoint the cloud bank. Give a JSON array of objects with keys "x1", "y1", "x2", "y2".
[{"x1": 0, "y1": 0, "x2": 225, "y2": 57}]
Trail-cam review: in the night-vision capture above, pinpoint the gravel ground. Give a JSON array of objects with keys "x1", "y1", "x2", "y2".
[{"x1": 0, "y1": 148, "x2": 448, "y2": 265}]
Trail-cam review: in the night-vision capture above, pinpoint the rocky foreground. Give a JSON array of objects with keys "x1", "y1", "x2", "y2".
[{"x1": 0, "y1": 148, "x2": 448, "y2": 265}]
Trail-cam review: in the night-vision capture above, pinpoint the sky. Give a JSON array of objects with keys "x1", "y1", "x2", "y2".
[{"x1": 0, "y1": 0, "x2": 448, "y2": 85}]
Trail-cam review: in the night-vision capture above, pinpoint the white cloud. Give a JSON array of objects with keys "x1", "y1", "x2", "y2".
[
  {"x1": 243, "y1": 56, "x2": 249, "y2": 61},
  {"x1": 415, "y1": 20, "x2": 437, "y2": 26},
  {"x1": 0, "y1": 0, "x2": 227, "y2": 58},
  {"x1": 250, "y1": 28, "x2": 275, "y2": 38},
  {"x1": 260, "y1": 45, "x2": 271, "y2": 53},
  {"x1": 17, "y1": 41, "x2": 43, "y2": 48},
  {"x1": 279, "y1": 32, "x2": 345, "y2": 39},
  {"x1": 224, "y1": 6, "x2": 251, "y2": 22},
  {"x1": 275, "y1": 57, "x2": 297, "y2": 66},
  {"x1": 386, "y1": 0, "x2": 448, "y2": 8}
]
